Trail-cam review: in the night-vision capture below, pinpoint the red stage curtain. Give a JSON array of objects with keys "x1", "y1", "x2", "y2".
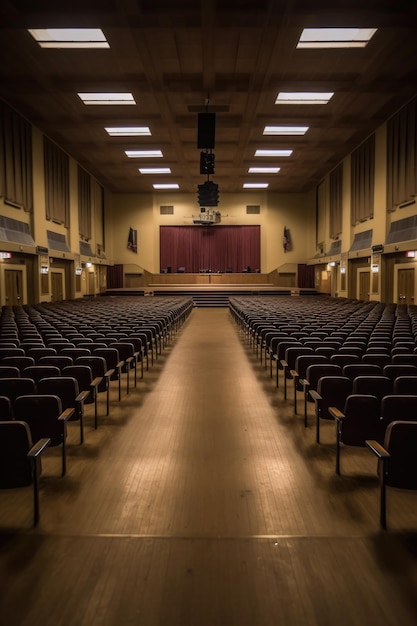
[{"x1": 160, "y1": 226, "x2": 260, "y2": 273}]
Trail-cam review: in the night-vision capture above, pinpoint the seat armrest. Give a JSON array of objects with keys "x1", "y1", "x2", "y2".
[
  {"x1": 366, "y1": 440, "x2": 390, "y2": 459},
  {"x1": 28, "y1": 438, "x2": 51, "y2": 458},
  {"x1": 59, "y1": 407, "x2": 75, "y2": 421},
  {"x1": 290, "y1": 369, "x2": 299, "y2": 379},
  {"x1": 104, "y1": 368, "x2": 115, "y2": 380},
  {"x1": 280, "y1": 359, "x2": 288, "y2": 368},
  {"x1": 76, "y1": 390, "x2": 90, "y2": 404},
  {"x1": 91, "y1": 376, "x2": 102, "y2": 389},
  {"x1": 309, "y1": 390, "x2": 321, "y2": 402},
  {"x1": 301, "y1": 378, "x2": 309, "y2": 391},
  {"x1": 328, "y1": 406, "x2": 344, "y2": 420}
]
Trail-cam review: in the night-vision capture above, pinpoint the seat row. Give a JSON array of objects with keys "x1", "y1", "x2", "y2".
[
  {"x1": 0, "y1": 296, "x2": 194, "y2": 526},
  {"x1": 229, "y1": 296, "x2": 417, "y2": 529}
]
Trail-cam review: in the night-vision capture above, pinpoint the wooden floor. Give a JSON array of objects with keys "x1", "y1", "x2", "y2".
[{"x1": 1, "y1": 307, "x2": 417, "y2": 626}]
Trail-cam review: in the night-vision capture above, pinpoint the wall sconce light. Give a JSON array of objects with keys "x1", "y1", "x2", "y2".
[
  {"x1": 40, "y1": 265, "x2": 49, "y2": 274},
  {"x1": 406, "y1": 250, "x2": 416, "y2": 258},
  {"x1": 371, "y1": 264, "x2": 379, "y2": 273},
  {"x1": 85, "y1": 262, "x2": 92, "y2": 268},
  {"x1": 340, "y1": 267, "x2": 346, "y2": 274}
]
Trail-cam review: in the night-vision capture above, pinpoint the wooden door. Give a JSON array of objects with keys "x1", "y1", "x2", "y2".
[
  {"x1": 4, "y1": 269, "x2": 23, "y2": 305},
  {"x1": 88, "y1": 271, "x2": 95, "y2": 295},
  {"x1": 51, "y1": 271, "x2": 64, "y2": 302},
  {"x1": 358, "y1": 271, "x2": 370, "y2": 301},
  {"x1": 397, "y1": 268, "x2": 415, "y2": 305}
]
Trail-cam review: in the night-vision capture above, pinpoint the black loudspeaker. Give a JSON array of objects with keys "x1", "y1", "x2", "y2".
[
  {"x1": 197, "y1": 112, "x2": 216, "y2": 149},
  {"x1": 167, "y1": 266, "x2": 172, "y2": 274}
]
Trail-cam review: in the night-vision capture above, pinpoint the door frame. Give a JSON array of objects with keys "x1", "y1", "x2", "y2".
[
  {"x1": 393, "y1": 261, "x2": 416, "y2": 304},
  {"x1": 0, "y1": 263, "x2": 28, "y2": 307},
  {"x1": 50, "y1": 268, "x2": 66, "y2": 302},
  {"x1": 357, "y1": 268, "x2": 371, "y2": 301}
]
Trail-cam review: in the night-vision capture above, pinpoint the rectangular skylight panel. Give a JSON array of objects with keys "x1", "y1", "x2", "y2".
[
  {"x1": 263, "y1": 126, "x2": 308, "y2": 135},
  {"x1": 297, "y1": 28, "x2": 377, "y2": 49},
  {"x1": 276, "y1": 92, "x2": 333, "y2": 104},
  {"x1": 243, "y1": 183, "x2": 269, "y2": 189},
  {"x1": 255, "y1": 149, "x2": 292, "y2": 157},
  {"x1": 153, "y1": 184, "x2": 179, "y2": 189},
  {"x1": 105, "y1": 127, "x2": 151, "y2": 136},
  {"x1": 28, "y1": 28, "x2": 109, "y2": 48},
  {"x1": 249, "y1": 167, "x2": 280, "y2": 173},
  {"x1": 139, "y1": 168, "x2": 171, "y2": 174},
  {"x1": 125, "y1": 150, "x2": 163, "y2": 158},
  {"x1": 79, "y1": 93, "x2": 136, "y2": 105}
]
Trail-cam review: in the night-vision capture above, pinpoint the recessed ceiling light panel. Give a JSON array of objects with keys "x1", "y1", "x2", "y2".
[
  {"x1": 243, "y1": 183, "x2": 269, "y2": 189},
  {"x1": 105, "y1": 127, "x2": 151, "y2": 136},
  {"x1": 153, "y1": 183, "x2": 179, "y2": 189},
  {"x1": 28, "y1": 28, "x2": 109, "y2": 48},
  {"x1": 78, "y1": 93, "x2": 135, "y2": 105},
  {"x1": 255, "y1": 149, "x2": 292, "y2": 157},
  {"x1": 297, "y1": 28, "x2": 377, "y2": 49},
  {"x1": 125, "y1": 150, "x2": 163, "y2": 158},
  {"x1": 263, "y1": 125, "x2": 308, "y2": 135},
  {"x1": 139, "y1": 168, "x2": 171, "y2": 174},
  {"x1": 276, "y1": 92, "x2": 333, "y2": 105},
  {"x1": 249, "y1": 167, "x2": 280, "y2": 173}
]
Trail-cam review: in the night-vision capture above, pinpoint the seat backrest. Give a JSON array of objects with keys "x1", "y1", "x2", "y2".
[
  {"x1": 284, "y1": 346, "x2": 314, "y2": 369},
  {"x1": 93, "y1": 347, "x2": 120, "y2": 369},
  {"x1": 330, "y1": 353, "x2": 361, "y2": 368},
  {"x1": 26, "y1": 347, "x2": 58, "y2": 362},
  {"x1": 0, "y1": 377, "x2": 36, "y2": 402},
  {"x1": 383, "y1": 420, "x2": 417, "y2": 489},
  {"x1": 0, "y1": 421, "x2": 33, "y2": 488},
  {"x1": 380, "y1": 394, "x2": 417, "y2": 432},
  {"x1": 0, "y1": 356, "x2": 35, "y2": 372},
  {"x1": 392, "y1": 353, "x2": 417, "y2": 366},
  {"x1": 294, "y1": 354, "x2": 328, "y2": 378},
  {"x1": 383, "y1": 364, "x2": 417, "y2": 382},
  {"x1": 14, "y1": 394, "x2": 64, "y2": 446},
  {"x1": 393, "y1": 376, "x2": 417, "y2": 395},
  {"x1": 352, "y1": 375, "x2": 392, "y2": 400},
  {"x1": 0, "y1": 396, "x2": 13, "y2": 420},
  {"x1": 316, "y1": 376, "x2": 352, "y2": 419},
  {"x1": 37, "y1": 376, "x2": 79, "y2": 412},
  {"x1": 22, "y1": 365, "x2": 61, "y2": 383},
  {"x1": 342, "y1": 363, "x2": 382, "y2": 380},
  {"x1": 63, "y1": 364, "x2": 93, "y2": 385},
  {"x1": 0, "y1": 365, "x2": 20, "y2": 378},
  {"x1": 339, "y1": 394, "x2": 381, "y2": 445},
  {"x1": 306, "y1": 364, "x2": 342, "y2": 391},
  {"x1": 38, "y1": 355, "x2": 74, "y2": 371}
]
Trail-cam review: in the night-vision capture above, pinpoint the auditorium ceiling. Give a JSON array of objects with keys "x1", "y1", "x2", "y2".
[{"x1": 1, "y1": 0, "x2": 417, "y2": 196}]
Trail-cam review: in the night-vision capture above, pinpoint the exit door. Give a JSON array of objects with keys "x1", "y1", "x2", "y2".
[
  {"x1": 51, "y1": 271, "x2": 64, "y2": 302},
  {"x1": 358, "y1": 270, "x2": 370, "y2": 301},
  {"x1": 397, "y1": 268, "x2": 415, "y2": 304},
  {"x1": 4, "y1": 269, "x2": 23, "y2": 305}
]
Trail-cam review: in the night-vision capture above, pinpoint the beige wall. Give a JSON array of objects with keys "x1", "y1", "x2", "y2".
[{"x1": 105, "y1": 188, "x2": 317, "y2": 274}]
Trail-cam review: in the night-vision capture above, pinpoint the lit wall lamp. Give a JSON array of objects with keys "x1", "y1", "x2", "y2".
[
  {"x1": 340, "y1": 267, "x2": 346, "y2": 274},
  {"x1": 406, "y1": 250, "x2": 416, "y2": 258},
  {"x1": 40, "y1": 265, "x2": 49, "y2": 274},
  {"x1": 371, "y1": 264, "x2": 379, "y2": 273}
]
